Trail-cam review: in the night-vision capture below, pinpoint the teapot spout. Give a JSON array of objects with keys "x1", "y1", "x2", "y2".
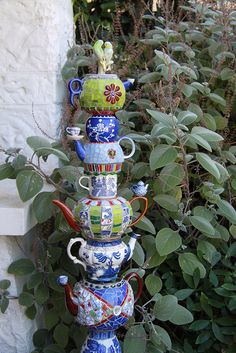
[
  {"x1": 74, "y1": 140, "x2": 85, "y2": 161},
  {"x1": 58, "y1": 276, "x2": 78, "y2": 316},
  {"x1": 52, "y1": 200, "x2": 81, "y2": 233},
  {"x1": 123, "y1": 78, "x2": 135, "y2": 91},
  {"x1": 127, "y1": 233, "x2": 141, "y2": 261}
]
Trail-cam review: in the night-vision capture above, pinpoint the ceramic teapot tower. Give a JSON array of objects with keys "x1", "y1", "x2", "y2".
[{"x1": 54, "y1": 40, "x2": 148, "y2": 353}]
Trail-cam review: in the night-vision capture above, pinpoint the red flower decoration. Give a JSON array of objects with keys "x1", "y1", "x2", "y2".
[{"x1": 104, "y1": 84, "x2": 122, "y2": 104}]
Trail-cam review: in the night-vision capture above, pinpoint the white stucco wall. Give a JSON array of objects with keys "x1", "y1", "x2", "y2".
[{"x1": 0, "y1": 1, "x2": 74, "y2": 352}]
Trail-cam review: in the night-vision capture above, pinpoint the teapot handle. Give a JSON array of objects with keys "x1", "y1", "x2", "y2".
[
  {"x1": 68, "y1": 78, "x2": 83, "y2": 107},
  {"x1": 118, "y1": 137, "x2": 135, "y2": 159},
  {"x1": 78, "y1": 175, "x2": 90, "y2": 191},
  {"x1": 67, "y1": 238, "x2": 87, "y2": 269},
  {"x1": 129, "y1": 196, "x2": 148, "y2": 227},
  {"x1": 125, "y1": 272, "x2": 143, "y2": 303}
]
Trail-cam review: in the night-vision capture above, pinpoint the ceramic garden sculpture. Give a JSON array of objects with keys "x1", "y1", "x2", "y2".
[{"x1": 54, "y1": 40, "x2": 148, "y2": 353}]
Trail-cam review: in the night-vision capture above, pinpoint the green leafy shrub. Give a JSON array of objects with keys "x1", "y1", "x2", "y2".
[{"x1": 1, "y1": 2, "x2": 236, "y2": 353}]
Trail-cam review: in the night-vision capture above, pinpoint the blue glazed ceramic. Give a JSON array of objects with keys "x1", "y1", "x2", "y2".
[
  {"x1": 79, "y1": 174, "x2": 117, "y2": 199},
  {"x1": 86, "y1": 116, "x2": 119, "y2": 143},
  {"x1": 82, "y1": 330, "x2": 121, "y2": 353},
  {"x1": 66, "y1": 234, "x2": 140, "y2": 282}
]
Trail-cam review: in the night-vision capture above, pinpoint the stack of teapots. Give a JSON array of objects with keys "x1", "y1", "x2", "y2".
[{"x1": 54, "y1": 40, "x2": 148, "y2": 353}]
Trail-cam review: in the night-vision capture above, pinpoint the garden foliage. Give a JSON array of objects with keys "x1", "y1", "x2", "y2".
[{"x1": 1, "y1": 1, "x2": 236, "y2": 352}]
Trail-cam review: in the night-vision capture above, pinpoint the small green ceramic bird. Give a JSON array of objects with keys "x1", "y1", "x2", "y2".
[
  {"x1": 104, "y1": 41, "x2": 114, "y2": 71},
  {"x1": 93, "y1": 39, "x2": 106, "y2": 74}
]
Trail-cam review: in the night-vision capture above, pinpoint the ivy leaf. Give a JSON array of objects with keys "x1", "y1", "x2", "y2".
[
  {"x1": 196, "y1": 153, "x2": 220, "y2": 180},
  {"x1": 123, "y1": 325, "x2": 146, "y2": 353},
  {"x1": 190, "y1": 216, "x2": 215, "y2": 235},
  {"x1": 33, "y1": 329, "x2": 48, "y2": 348},
  {"x1": 16, "y1": 170, "x2": 43, "y2": 202},
  {"x1": 178, "y1": 253, "x2": 206, "y2": 278},
  {"x1": 150, "y1": 144, "x2": 178, "y2": 170},
  {"x1": 155, "y1": 228, "x2": 182, "y2": 256},
  {"x1": 8, "y1": 258, "x2": 35, "y2": 276}
]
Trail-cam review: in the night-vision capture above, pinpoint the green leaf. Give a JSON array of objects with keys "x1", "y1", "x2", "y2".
[
  {"x1": 147, "y1": 109, "x2": 175, "y2": 126},
  {"x1": 196, "y1": 153, "x2": 220, "y2": 180},
  {"x1": 175, "y1": 288, "x2": 194, "y2": 300},
  {"x1": 220, "y1": 68, "x2": 234, "y2": 80},
  {"x1": 19, "y1": 292, "x2": 35, "y2": 307},
  {"x1": 182, "y1": 84, "x2": 194, "y2": 97},
  {"x1": 27, "y1": 136, "x2": 51, "y2": 151},
  {"x1": 35, "y1": 284, "x2": 49, "y2": 305},
  {"x1": 12, "y1": 155, "x2": 27, "y2": 169},
  {"x1": 45, "y1": 308, "x2": 59, "y2": 330},
  {"x1": 145, "y1": 274, "x2": 162, "y2": 295},
  {"x1": 191, "y1": 126, "x2": 223, "y2": 142},
  {"x1": 154, "y1": 194, "x2": 179, "y2": 212},
  {"x1": 132, "y1": 240, "x2": 145, "y2": 266},
  {"x1": 216, "y1": 199, "x2": 236, "y2": 223},
  {"x1": 53, "y1": 323, "x2": 69, "y2": 348},
  {"x1": 8, "y1": 258, "x2": 35, "y2": 276},
  {"x1": 150, "y1": 325, "x2": 172, "y2": 350},
  {"x1": 190, "y1": 216, "x2": 215, "y2": 235},
  {"x1": 0, "y1": 279, "x2": 11, "y2": 290},
  {"x1": 123, "y1": 325, "x2": 146, "y2": 353},
  {"x1": 188, "y1": 134, "x2": 212, "y2": 152},
  {"x1": 43, "y1": 345, "x2": 65, "y2": 353},
  {"x1": 34, "y1": 148, "x2": 69, "y2": 162},
  {"x1": 0, "y1": 296, "x2": 9, "y2": 313},
  {"x1": 25, "y1": 304, "x2": 37, "y2": 320},
  {"x1": 150, "y1": 144, "x2": 178, "y2": 170},
  {"x1": 134, "y1": 215, "x2": 156, "y2": 234},
  {"x1": 155, "y1": 228, "x2": 182, "y2": 256},
  {"x1": 178, "y1": 253, "x2": 206, "y2": 278},
  {"x1": 27, "y1": 273, "x2": 44, "y2": 290},
  {"x1": 159, "y1": 163, "x2": 185, "y2": 191},
  {"x1": 169, "y1": 304, "x2": 193, "y2": 325},
  {"x1": 212, "y1": 322, "x2": 225, "y2": 343},
  {"x1": 33, "y1": 192, "x2": 56, "y2": 223},
  {"x1": 139, "y1": 72, "x2": 161, "y2": 83},
  {"x1": 0, "y1": 163, "x2": 15, "y2": 180},
  {"x1": 33, "y1": 329, "x2": 48, "y2": 348},
  {"x1": 189, "y1": 320, "x2": 209, "y2": 331},
  {"x1": 195, "y1": 332, "x2": 211, "y2": 344},
  {"x1": 154, "y1": 295, "x2": 178, "y2": 321},
  {"x1": 16, "y1": 170, "x2": 43, "y2": 202},
  {"x1": 197, "y1": 240, "x2": 221, "y2": 265},
  {"x1": 208, "y1": 93, "x2": 226, "y2": 107}
]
